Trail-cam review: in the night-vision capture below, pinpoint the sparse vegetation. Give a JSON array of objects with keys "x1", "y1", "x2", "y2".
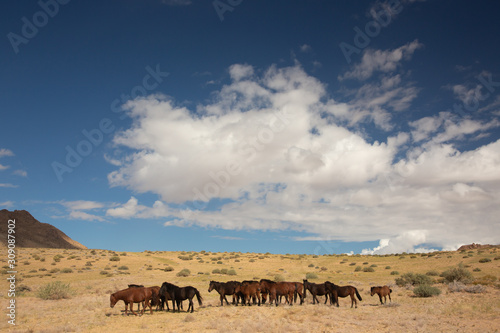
[
  {"x1": 305, "y1": 272, "x2": 318, "y2": 279},
  {"x1": 413, "y1": 284, "x2": 441, "y2": 297},
  {"x1": 176, "y1": 268, "x2": 191, "y2": 277},
  {"x1": 37, "y1": 281, "x2": 74, "y2": 300},
  {"x1": 395, "y1": 272, "x2": 433, "y2": 286},
  {"x1": 440, "y1": 264, "x2": 473, "y2": 284}
]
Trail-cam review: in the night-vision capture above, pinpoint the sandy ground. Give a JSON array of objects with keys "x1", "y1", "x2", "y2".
[{"x1": 1, "y1": 247, "x2": 499, "y2": 332}]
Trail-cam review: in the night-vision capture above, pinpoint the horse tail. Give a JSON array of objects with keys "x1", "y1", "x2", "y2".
[
  {"x1": 355, "y1": 287, "x2": 362, "y2": 301},
  {"x1": 195, "y1": 289, "x2": 203, "y2": 306}
]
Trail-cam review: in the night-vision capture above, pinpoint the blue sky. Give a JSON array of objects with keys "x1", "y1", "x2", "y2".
[{"x1": 1, "y1": 0, "x2": 499, "y2": 254}]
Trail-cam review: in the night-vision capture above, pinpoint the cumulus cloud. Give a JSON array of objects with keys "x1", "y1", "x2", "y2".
[{"x1": 105, "y1": 62, "x2": 500, "y2": 253}]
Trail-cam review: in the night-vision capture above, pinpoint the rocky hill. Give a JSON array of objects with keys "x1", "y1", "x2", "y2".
[
  {"x1": 457, "y1": 243, "x2": 493, "y2": 251},
  {"x1": 0, "y1": 209, "x2": 86, "y2": 249}
]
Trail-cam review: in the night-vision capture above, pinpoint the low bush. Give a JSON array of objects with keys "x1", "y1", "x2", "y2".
[
  {"x1": 413, "y1": 284, "x2": 441, "y2": 297},
  {"x1": 440, "y1": 264, "x2": 473, "y2": 283},
  {"x1": 305, "y1": 272, "x2": 318, "y2": 279},
  {"x1": 164, "y1": 266, "x2": 174, "y2": 272},
  {"x1": 363, "y1": 267, "x2": 375, "y2": 272},
  {"x1": 479, "y1": 258, "x2": 491, "y2": 263},
  {"x1": 109, "y1": 256, "x2": 120, "y2": 262},
  {"x1": 117, "y1": 266, "x2": 129, "y2": 270},
  {"x1": 227, "y1": 269, "x2": 237, "y2": 276},
  {"x1": 61, "y1": 268, "x2": 73, "y2": 273},
  {"x1": 37, "y1": 281, "x2": 74, "y2": 300},
  {"x1": 448, "y1": 281, "x2": 485, "y2": 294},
  {"x1": 395, "y1": 273, "x2": 433, "y2": 286},
  {"x1": 426, "y1": 270, "x2": 439, "y2": 276},
  {"x1": 390, "y1": 271, "x2": 399, "y2": 275},
  {"x1": 354, "y1": 266, "x2": 362, "y2": 272},
  {"x1": 176, "y1": 269, "x2": 191, "y2": 277},
  {"x1": 274, "y1": 274, "x2": 285, "y2": 282}
]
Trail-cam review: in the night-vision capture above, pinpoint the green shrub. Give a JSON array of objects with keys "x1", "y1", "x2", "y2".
[
  {"x1": 164, "y1": 266, "x2": 174, "y2": 272},
  {"x1": 212, "y1": 269, "x2": 221, "y2": 274},
  {"x1": 274, "y1": 274, "x2": 285, "y2": 282},
  {"x1": 227, "y1": 269, "x2": 237, "y2": 276},
  {"x1": 305, "y1": 272, "x2": 318, "y2": 279},
  {"x1": 308, "y1": 264, "x2": 314, "y2": 267},
  {"x1": 61, "y1": 268, "x2": 73, "y2": 273},
  {"x1": 176, "y1": 269, "x2": 191, "y2": 277},
  {"x1": 50, "y1": 268, "x2": 60, "y2": 273},
  {"x1": 117, "y1": 266, "x2": 129, "y2": 270},
  {"x1": 100, "y1": 271, "x2": 109, "y2": 275},
  {"x1": 220, "y1": 268, "x2": 228, "y2": 275},
  {"x1": 249, "y1": 259, "x2": 255, "y2": 262},
  {"x1": 363, "y1": 267, "x2": 375, "y2": 272},
  {"x1": 349, "y1": 262, "x2": 356, "y2": 266},
  {"x1": 37, "y1": 281, "x2": 74, "y2": 300},
  {"x1": 396, "y1": 272, "x2": 433, "y2": 286},
  {"x1": 479, "y1": 258, "x2": 491, "y2": 263},
  {"x1": 354, "y1": 266, "x2": 362, "y2": 272},
  {"x1": 413, "y1": 284, "x2": 441, "y2": 297},
  {"x1": 385, "y1": 266, "x2": 391, "y2": 269},
  {"x1": 440, "y1": 264, "x2": 473, "y2": 283},
  {"x1": 109, "y1": 256, "x2": 120, "y2": 262}
]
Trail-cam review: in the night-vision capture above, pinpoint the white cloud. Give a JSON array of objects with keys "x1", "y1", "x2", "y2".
[
  {"x1": 410, "y1": 112, "x2": 500, "y2": 143},
  {"x1": 300, "y1": 44, "x2": 312, "y2": 53},
  {"x1": 228, "y1": 64, "x2": 254, "y2": 81},
  {"x1": 105, "y1": 62, "x2": 500, "y2": 253},
  {"x1": 61, "y1": 200, "x2": 104, "y2": 211},
  {"x1": 106, "y1": 196, "x2": 172, "y2": 219},
  {"x1": 0, "y1": 148, "x2": 14, "y2": 158},
  {"x1": 12, "y1": 170, "x2": 27, "y2": 177},
  {"x1": 69, "y1": 210, "x2": 105, "y2": 222},
  {"x1": 0, "y1": 183, "x2": 17, "y2": 188},
  {"x1": 339, "y1": 40, "x2": 422, "y2": 81},
  {"x1": 362, "y1": 230, "x2": 438, "y2": 255}
]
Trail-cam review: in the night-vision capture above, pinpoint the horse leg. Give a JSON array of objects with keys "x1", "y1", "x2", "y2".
[
  {"x1": 379, "y1": 295, "x2": 383, "y2": 305},
  {"x1": 124, "y1": 301, "x2": 128, "y2": 316},
  {"x1": 388, "y1": 293, "x2": 392, "y2": 303},
  {"x1": 130, "y1": 302, "x2": 138, "y2": 316},
  {"x1": 189, "y1": 298, "x2": 194, "y2": 313}
]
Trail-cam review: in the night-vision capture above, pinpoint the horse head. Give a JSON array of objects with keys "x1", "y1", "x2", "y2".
[
  {"x1": 208, "y1": 281, "x2": 215, "y2": 292},
  {"x1": 110, "y1": 294, "x2": 117, "y2": 308}
]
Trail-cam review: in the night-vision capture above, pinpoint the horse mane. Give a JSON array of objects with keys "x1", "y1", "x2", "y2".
[
  {"x1": 260, "y1": 279, "x2": 274, "y2": 283},
  {"x1": 128, "y1": 284, "x2": 144, "y2": 288}
]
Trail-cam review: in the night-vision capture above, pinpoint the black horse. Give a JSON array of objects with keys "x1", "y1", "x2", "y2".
[
  {"x1": 303, "y1": 279, "x2": 329, "y2": 304},
  {"x1": 159, "y1": 282, "x2": 203, "y2": 313}
]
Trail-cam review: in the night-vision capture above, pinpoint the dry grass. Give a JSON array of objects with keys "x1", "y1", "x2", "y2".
[{"x1": 1, "y1": 247, "x2": 499, "y2": 332}]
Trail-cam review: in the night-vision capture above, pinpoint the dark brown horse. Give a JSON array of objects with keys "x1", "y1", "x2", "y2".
[
  {"x1": 325, "y1": 281, "x2": 362, "y2": 308},
  {"x1": 292, "y1": 281, "x2": 305, "y2": 305},
  {"x1": 159, "y1": 282, "x2": 202, "y2": 313},
  {"x1": 259, "y1": 279, "x2": 294, "y2": 306},
  {"x1": 235, "y1": 281, "x2": 261, "y2": 306},
  {"x1": 371, "y1": 286, "x2": 392, "y2": 304},
  {"x1": 303, "y1": 279, "x2": 329, "y2": 304},
  {"x1": 110, "y1": 286, "x2": 154, "y2": 315},
  {"x1": 208, "y1": 281, "x2": 241, "y2": 306}
]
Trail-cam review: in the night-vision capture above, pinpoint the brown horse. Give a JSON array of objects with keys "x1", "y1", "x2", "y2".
[
  {"x1": 303, "y1": 279, "x2": 329, "y2": 304},
  {"x1": 325, "y1": 281, "x2": 362, "y2": 308},
  {"x1": 259, "y1": 279, "x2": 294, "y2": 306},
  {"x1": 235, "y1": 281, "x2": 261, "y2": 306},
  {"x1": 208, "y1": 281, "x2": 241, "y2": 306},
  {"x1": 371, "y1": 286, "x2": 392, "y2": 304},
  {"x1": 110, "y1": 286, "x2": 154, "y2": 315},
  {"x1": 292, "y1": 282, "x2": 304, "y2": 305}
]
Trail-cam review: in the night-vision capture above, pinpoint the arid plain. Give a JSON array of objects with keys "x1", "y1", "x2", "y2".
[{"x1": 1, "y1": 246, "x2": 499, "y2": 333}]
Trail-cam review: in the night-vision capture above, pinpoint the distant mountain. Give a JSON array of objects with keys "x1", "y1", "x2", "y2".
[{"x1": 0, "y1": 209, "x2": 87, "y2": 249}]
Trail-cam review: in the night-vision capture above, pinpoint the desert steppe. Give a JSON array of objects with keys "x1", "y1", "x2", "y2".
[{"x1": 1, "y1": 246, "x2": 499, "y2": 332}]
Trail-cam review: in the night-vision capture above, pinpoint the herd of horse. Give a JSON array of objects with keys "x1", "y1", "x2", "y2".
[{"x1": 109, "y1": 280, "x2": 393, "y2": 315}]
